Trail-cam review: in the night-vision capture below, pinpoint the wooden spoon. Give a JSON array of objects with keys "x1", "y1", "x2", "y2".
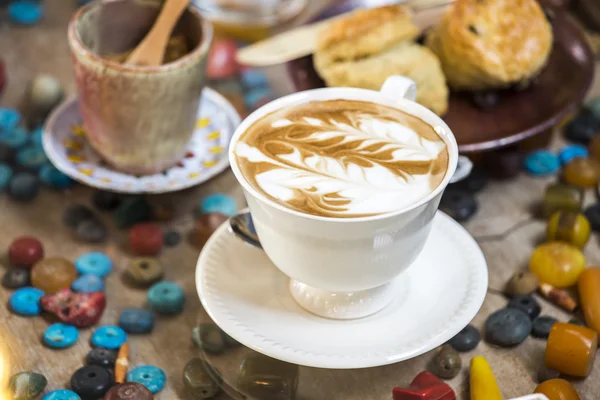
[{"x1": 126, "y1": 0, "x2": 190, "y2": 66}]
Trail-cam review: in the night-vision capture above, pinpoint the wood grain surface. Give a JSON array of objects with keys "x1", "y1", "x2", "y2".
[{"x1": 1, "y1": 1, "x2": 600, "y2": 399}]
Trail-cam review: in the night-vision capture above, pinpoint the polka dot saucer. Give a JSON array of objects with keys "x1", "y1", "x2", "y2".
[{"x1": 43, "y1": 88, "x2": 241, "y2": 194}]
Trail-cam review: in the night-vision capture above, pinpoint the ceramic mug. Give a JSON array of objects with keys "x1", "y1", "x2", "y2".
[
  {"x1": 68, "y1": 0, "x2": 212, "y2": 174},
  {"x1": 229, "y1": 76, "x2": 459, "y2": 319}
]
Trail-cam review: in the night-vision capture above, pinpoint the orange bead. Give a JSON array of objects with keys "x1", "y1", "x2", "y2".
[
  {"x1": 529, "y1": 242, "x2": 586, "y2": 288},
  {"x1": 545, "y1": 323, "x2": 597, "y2": 377},
  {"x1": 31, "y1": 257, "x2": 77, "y2": 294},
  {"x1": 578, "y1": 267, "x2": 600, "y2": 334},
  {"x1": 535, "y1": 379, "x2": 581, "y2": 400},
  {"x1": 563, "y1": 158, "x2": 600, "y2": 188}
]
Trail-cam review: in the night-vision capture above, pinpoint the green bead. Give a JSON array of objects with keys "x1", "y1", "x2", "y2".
[
  {"x1": 193, "y1": 324, "x2": 225, "y2": 355},
  {"x1": 542, "y1": 183, "x2": 583, "y2": 219},
  {"x1": 183, "y1": 358, "x2": 222, "y2": 399},
  {"x1": 431, "y1": 345, "x2": 462, "y2": 379},
  {"x1": 587, "y1": 98, "x2": 600, "y2": 120},
  {"x1": 8, "y1": 372, "x2": 47, "y2": 400},
  {"x1": 113, "y1": 197, "x2": 152, "y2": 228},
  {"x1": 237, "y1": 353, "x2": 299, "y2": 400}
]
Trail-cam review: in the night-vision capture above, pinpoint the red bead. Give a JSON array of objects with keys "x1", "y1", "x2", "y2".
[
  {"x1": 41, "y1": 289, "x2": 106, "y2": 328},
  {"x1": 129, "y1": 223, "x2": 163, "y2": 256},
  {"x1": 393, "y1": 371, "x2": 456, "y2": 400},
  {"x1": 8, "y1": 236, "x2": 44, "y2": 269},
  {"x1": 206, "y1": 39, "x2": 239, "y2": 79}
]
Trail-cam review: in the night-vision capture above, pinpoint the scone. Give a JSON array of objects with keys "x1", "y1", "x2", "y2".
[
  {"x1": 426, "y1": 0, "x2": 553, "y2": 91},
  {"x1": 314, "y1": 5, "x2": 449, "y2": 116}
]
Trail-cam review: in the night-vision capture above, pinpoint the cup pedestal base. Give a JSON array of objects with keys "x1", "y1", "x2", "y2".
[{"x1": 289, "y1": 279, "x2": 399, "y2": 320}]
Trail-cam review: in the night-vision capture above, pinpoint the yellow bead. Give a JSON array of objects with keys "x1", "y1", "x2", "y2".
[
  {"x1": 563, "y1": 158, "x2": 600, "y2": 188},
  {"x1": 546, "y1": 211, "x2": 591, "y2": 248},
  {"x1": 470, "y1": 356, "x2": 502, "y2": 400},
  {"x1": 530, "y1": 242, "x2": 586, "y2": 288}
]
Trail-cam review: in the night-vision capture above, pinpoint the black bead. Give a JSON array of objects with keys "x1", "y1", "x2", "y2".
[
  {"x1": 9, "y1": 172, "x2": 39, "y2": 202},
  {"x1": 447, "y1": 324, "x2": 481, "y2": 352},
  {"x1": 63, "y1": 205, "x2": 96, "y2": 228},
  {"x1": 2, "y1": 268, "x2": 30, "y2": 289},
  {"x1": 532, "y1": 316, "x2": 558, "y2": 339},
  {"x1": 92, "y1": 191, "x2": 122, "y2": 212},
  {"x1": 472, "y1": 92, "x2": 499, "y2": 110},
  {"x1": 70, "y1": 365, "x2": 113, "y2": 400},
  {"x1": 584, "y1": 204, "x2": 600, "y2": 232},
  {"x1": 163, "y1": 231, "x2": 181, "y2": 247},
  {"x1": 440, "y1": 189, "x2": 478, "y2": 221},
  {"x1": 508, "y1": 295, "x2": 541, "y2": 320},
  {"x1": 86, "y1": 348, "x2": 118, "y2": 368},
  {"x1": 75, "y1": 219, "x2": 108, "y2": 243},
  {"x1": 564, "y1": 111, "x2": 600, "y2": 144},
  {"x1": 485, "y1": 308, "x2": 532, "y2": 347}
]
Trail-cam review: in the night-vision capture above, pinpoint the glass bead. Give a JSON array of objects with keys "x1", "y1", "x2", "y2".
[
  {"x1": 584, "y1": 204, "x2": 600, "y2": 232},
  {"x1": 530, "y1": 242, "x2": 585, "y2": 288},
  {"x1": 542, "y1": 183, "x2": 583, "y2": 219},
  {"x1": 86, "y1": 348, "x2": 118, "y2": 368},
  {"x1": 578, "y1": 268, "x2": 600, "y2": 335},
  {"x1": 563, "y1": 157, "x2": 600, "y2": 187},
  {"x1": 546, "y1": 210, "x2": 591, "y2": 248},
  {"x1": 237, "y1": 353, "x2": 299, "y2": 400},
  {"x1": 545, "y1": 323, "x2": 597, "y2": 377},
  {"x1": 31, "y1": 257, "x2": 77, "y2": 294},
  {"x1": 183, "y1": 358, "x2": 222, "y2": 399},
  {"x1": 535, "y1": 379, "x2": 581, "y2": 400}
]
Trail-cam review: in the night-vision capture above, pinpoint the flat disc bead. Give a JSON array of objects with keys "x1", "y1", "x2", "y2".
[
  {"x1": 546, "y1": 210, "x2": 591, "y2": 248},
  {"x1": 31, "y1": 257, "x2": 77, "y2": 294},
  {"x1": 529, "y1": 242, "x2": 586, "y2": 288},
  {"x1": 563, "y1": 157, "x2": 600, "y2": 187},
  {"x1": 91, "y1": 326, "x2": 127, "y2": 349},
  {"x1": 75, "y1": 252, "x2": 112, "y2": 278},
  {"x1": 127, "y1": 365, "x2": 166, "y2": 394},
  {"x1": 104, "y1": 382, "x2": 153, "y2": 400},
  {"x1": 524, "y1": 150, "x2": 560, "y2": 176},
  {"x1": 42, "y1": 390, "x2": 81, "y2": 400},
  {"x1": 9, "y1": 287, "x2": 44, "y2": 316}
]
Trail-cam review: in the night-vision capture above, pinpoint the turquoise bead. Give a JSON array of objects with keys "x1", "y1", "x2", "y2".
[
  {"x1": 559, "y1": 145, "x2": 589, "y2": 165},
  {"x1": 0, "y1": 127, "x2": 29, "y2": 149},
  {"x1": 0, "y1": 108, "x2": 21, "y2": 132},
  {"x1": 43, "y1": 323, "x2": 79, "y2": 349},
  {"x1": 119, "y1": 308, "x2": 154, "y2": 334},
  {"x1": 523, "y1": 150, "x2": 559, "y2": 176},
  {"x1": 30, "y1": 127, "x2": 43, "y2": 148},
  {"x1": 199, "y1": 193, "x2": 237, "y2": 217},
  {"x1": 75, "y1": 252, "x2": 112, "y2": 278},
  {"x1": 72, "y1": 274, "x2": 104, "y2": 293},
  {"x1": 42, "y1": 390, "x2": 81, "y2": 400},
  {"x1": 17, "y1": 146, "x2": 47, "y2": 170},
  {"x1": 39, "y1": 164, "x2": 73, "y2": 189},
  {"x1": 147, "y1": 281, "x2": 185, "y2": 314},
  {"x1": 91, "y1": 325, "x2": 127, "y2": 349},
  {"x1": 127, "y1": 365, "x2": 166, "y2": 394},
  {"x1": 8, "y1": 0, "x2": 43, "y2": 25},
  {"x1": 9, "y1": 287, "x2": 44, "y2": 316},
  {"x1": 0, "y1": 162, "x2": 14, "y2": 191}
]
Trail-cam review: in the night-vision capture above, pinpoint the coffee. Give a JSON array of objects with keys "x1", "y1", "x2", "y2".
[{"x1": 234, "y1": 99, "x2": 448, "y2": 218}]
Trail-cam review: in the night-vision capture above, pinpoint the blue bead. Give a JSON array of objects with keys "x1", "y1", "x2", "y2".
[
  {"x1": 30, "y1": 127, "x2": 43, "y2": 148},
  {"x1": 523, "y1": 150, "x2": 560, "y2": 176},
  {"x1": 199, "y1": 193, "x2": 237, "y2": 217},
  {"x1": 147, "y1": 281, "x2": 185, "y2": 314},
  {"x1": 127, "y1": 365, "x2": 166, "y2": 394},
  {"x1": 0, "y1": 163, "x2": 14, "y2": 191},
  {"x1": 43, "y1": 323, "x2": 79, "y2": 349},
  {"x1": 71, "y1": 274, "x2": 105, "y2": 293},
  {"x1": 0, "y1": 108, "x2": 21, "y2": 132},
  {"x1": 91, "y1": 325, "x2": 127, "y2": 349},
  {"x1": 0, "y1": 127, "x2": 29, "y2": 149},
  {"x1": 9, "y1": 172, "x2": 39, "y2": 201},
  {"x1": 8, "y1": 0, "x2": 43, "y2": 25},
  {"x1": 119, "y1": 308, "x2": 154, "y2": 334},
  {"x1": 75, "y1": 252, "x2": 112, "y2": 278},
  {"x1": 42, "y1": 390, "x2": 81, "y2": 400},
  {"x1": 559, "y1": 145, "x2": 589, "y2": 165},
  {"x1": 241, "y1": 68, "x2": 269, "y2": 89},
  {"x1": 9, "y1": 287, "x2": 44, "y2": 316},
  {"x1": 244, "y1": 87, "x2": 272, "y2": 109},
  {"x1": 16, "y1": 146, "x2": 48, "y2": 170},
  {"x1": 39, "y1": 164, "x2": 73, "y2": 189}
]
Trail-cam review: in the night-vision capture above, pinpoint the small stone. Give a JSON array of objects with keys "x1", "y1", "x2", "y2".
[
  {"x1": 63, "y1": 204, "x2": 95, "y2": 228},
  {"x1": 0, "y1": 162, "x2": 13, "y2": 191},
  {"x1": 439, "y1": 189, "x2": 478, "y2": 221},
  {"x1": 25, "y1": 74, "x2": 64, "y2": 126},
  {"x1": 75, "y1": 252, "x2": 112, "y2": 278},
  {"x1": 129, "y1": 222, "x2": 163, "y2": 256},
  {"x1": 485, "y1": 308, "x2": 532, "y2": 346},
  {"x1": 194, "y1": 213, "x2": 229, "y2": 247},
  {"x1": 41, "y1": 289, "x2": 106, "y2": 328},
  {"x1": 125, "y1": 257, "x2": 163, "y2": 287},
  {"x1": 183, "y1": 358, "x2": 222, "y2": 399},
  {"x1": 163, "y1": 230, "x2": 181, "y2": 247},
  {"x1": 193, "y1": 324, "x2": 225, "y2": 355},
  {"x1": 86, "y1": 347, "x2": 118, "y2": 368},
  {"x1": 41, "y1": 390, "x2": 81, "y2": 400},
  {"x1": 430, "y1": 345, "x2": 462, "y2": 380},
  {"x1": 119, "y1": 308, "x2": 154, "y2": 334},
  {"x1": 537, "y1": 366, "x2": 561, "y2": 383},
  {"x1": 43, "y1": 323, "x2": 79, "y2": 349},
  {"x1": 126, "y1": 365, "x2": 166, "y2": 394},
  {"x1": 8, "y1": 371, "x2": 47, "y2": 400},
  {"x1": 16, "y1": 146, "x2": 47, "y2": 171},
  {"x1": 71, "y1": 365, "x2": 113, "y2": 399},
  {"x1": 92, "y1": 190, "x2": 122, "y2": 211},
  {"x1": 8, "y1": 236, "x2": 44, "y2": 268},
  {"x1": 147, "y1": 281, "x2": 185, "y2": 314},
  {"x1": 91, "y1": 325, "x2": 127, "y2": 350},
  {"x1": 39, "y1": 164, "x2": 73, "y2": 189},
  {"x1": 505, "y1": 271, "x2": 539, "y2": 297},
  {"x1": 237, "y1": 352, "x2": 299, "y2": 400},
  {"x1": 532, "y1": 315, "x2": 558, "y2": 338},
  {"x1": 198, "y1": 193, "x2": 238, "y2": 217},
  {"x1": 114, "y1": 197, "x2": 152, "y2": 229},
  {"x1": 104, "y1": 382, "x2": 153, "y2": 400},
  {"x1": 472, "y1": 91, "x2": 499, "y2": 109},
  {"x1": 206, "y1": 39, "x2": 239, "y2": 79},
  {"x1": 32, "y1": 257, "x2": 77, "y2": 294},
  {"x1": 508, "y1": 295, "x2": 542, "y2": 320},
  {"x1": 72, "y1": 274, "x2": 105, "y2": 293},
  {"x1": 9, "y1": 172, "x2": 39, "y2": 201},
  {"x1": 447, "y1": 324, "x2": 480, "y2": 352},
  {"x1": 76, "y1": 219, "x2": 108, "y2": 243},
  {"x1": 2, "y1": 268, "x2": 30, "y2": 289},
  {"x1": 9, "y1": 287, "x2": 44, "y2": 316}
]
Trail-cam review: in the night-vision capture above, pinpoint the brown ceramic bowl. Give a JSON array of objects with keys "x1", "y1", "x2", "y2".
[{"x1": 285, "y1": 5, "x2": 595, "y2": 154}]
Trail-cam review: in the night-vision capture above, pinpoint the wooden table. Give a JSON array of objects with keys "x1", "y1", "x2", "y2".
[{"x1": 1, "y1": 1, "x2": 600, "y2": 398}]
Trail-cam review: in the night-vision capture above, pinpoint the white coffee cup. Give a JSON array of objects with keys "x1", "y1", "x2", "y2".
[{"x1": 229, "y1": 76, "x2": 459, "y2": 319}]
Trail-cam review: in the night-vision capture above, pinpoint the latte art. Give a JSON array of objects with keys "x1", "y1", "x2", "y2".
[{"x1": 235, "y1": 100, "x2": 449, "y2": 218}]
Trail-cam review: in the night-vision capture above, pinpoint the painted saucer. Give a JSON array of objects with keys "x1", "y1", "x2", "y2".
[
  {"x1": 43, "y1": 88, "x2": 241, "y2": 194},
  {"x1": 196, "y1": 211, "x2": 488, "y2": 369}
]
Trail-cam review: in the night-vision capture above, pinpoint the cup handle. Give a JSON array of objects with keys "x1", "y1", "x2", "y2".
[
  {"x1": 380, "y1": 75, "x2": 417, "y2": 102},
  {"x1": 450, "y1": 155, "x2": 473, "y2": 184}
]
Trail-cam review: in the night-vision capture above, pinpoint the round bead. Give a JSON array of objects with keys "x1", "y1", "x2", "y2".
[
  {"x1": 129, "y1": 223, "x2": 163, "y2": 256},
  {"x1": 183, "y1": 358, "x2": 222, "y2": 399},
  {"x1": 26, "y1": 75, "x2": 64, "y2": 124},
  {"x1": 72, "y1": 274, "x2": 105, "y2": 293},
  {"x1": 127, "y1": 365, "x2": 166, "y2": 394},
  {"x1": 508, "y1": 295, "x2": 541, "y2": 320},
  {"x1": 545, "y1": 323, "x2": 597, "y2": 377},
  {"x1": 485, "y1": 308, "x2": 532, "y2": 347},
  {"x1": 9, "y1": 172, "x2": 39, "y2": 201},
  {"x1": 8, "y1": 0, "x2": 43, "y2": 25},
  {"x1": 119, "y1": 308, "x2": 154, "y2": 334},
  {"x1": 535, "y1": 379, "x2": 581, "y2": 400},
  {"x1": 524, "y1": 150, "x2": 560, "y2": 176},
  {"x1": 42, "y1": 390, "x2": 81, "y2": 400},
  {"x1": 16, "y1": 146, "x2": 47, "y2": 171},
  {"x1": 546, "y1": 210, "x2": 591, "y2": 248},
  {"x1": 195, "y1": 213, "x2": 229, "y2": 247},
  {"x1": 91, "y1": 325, "x2": 127, "y2": 350},
  {"x1": 43, "y1": 323, "x2": 79, "y2": 349},
  {"x1": 75, "y1": 252, "x2": 112, "y2": 278},
  {"x1": 113, "y1": 197, "x2": 152, "y2": 229},
  {"x1": 532, "y1": 316, "x2": 558, "y2": 339},
  {"x1": 9, "y1": 236, "x2": 44, "y2": 268},
  {"x1": 198, "y1": 193, "x2": 238, "y2": 217},
  {"x1": 559, "y1": 144, "x2": 588, "y2": 165},
  {"x1": 563, "y1": 157, "x2": 600, "y2": 187},
  {"x1": 31, "y1": 257, "x2": 77, "y2": 294},
  {"x1": 63, "y1": 205, "x2": 95, "y2": 228},
  {"x1": 542, "y1": 183, "x2": 583, "y2": 218},
  {"x1": 104, "y1": 383, "x2": 153, "y2": 400},
  {"x1": 0, "y1": 127, "x2": 29, "y2": 149},
  {"x1": 439, "y1": 189, "x2": 478, "y2": 221},
  {"x1": 530, "y1": 242, "x2": 586, "y2": 288},
  {"x1": 447, "y1": 324, "x2": 480, "y2": 352},
  {"x1": 147, "y1": 281, "x2": 185, "y2": 314},
  {"x1": 92, "y1": 191, "x2": 122, "y2": 211},
  {"x1": 75, "y1": 218, "x2": 108, "y2": 243},
  {"x1": 0, "y1": 162, "x2": 13, "y2": 191},
  {"x1": 71, "y1": 365, "x2": 113, "y2": 399},
  {"x1": 86, "y1": 347, "x2": 118, "y2": 368},
  {"x1": 0, "y1": 107, "x2": 21, "y2": 131},
  {"x1": 9, "y1": 287, "x2": 44, "y2": 316},
  {"x1": 2, "y1": 268, "x2": 30, "y2": 289},
  {"x1": 163, "y1": 231, "x2": 181, "y2": 247},
  {"x1": 584, "y1": 204, "x2": 600, "y2": 232},
  {"x1": 564, "y1": 111, "x2": 600, "y2": 144},
  {"x1": 193, "y1": 324, "x2": 225, "y2": 355},
  {"x1": 431, "y1": 345, "x2": 462, "y2": 379},
  {"x1": 8, "y1": 371, "x2": 47, "y2": 400},
  {"x1": 505, "y1": 271, "x2": 539, "y2": 297},
  {"x1": 39, "y1": 164, "x2": 73, "y2": 189},
  {"x1": 125, "y1": 258, "x2": 163, "y2": 287}
]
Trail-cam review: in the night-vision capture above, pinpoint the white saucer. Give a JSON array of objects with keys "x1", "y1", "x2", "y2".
[
  {"x1": 196, "y1": 211, "x2": 488, "y2": 369},
  {"x1": 43, "y1": 88, "x2": 240, "y2": 194}
]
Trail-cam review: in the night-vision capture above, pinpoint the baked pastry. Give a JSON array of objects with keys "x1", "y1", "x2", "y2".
[
  {"x1": 314, "y1": 5, "x2": 449, "y2": 116},
  {"x1": 426, "y1": 0, "x2": 553, "y2": 91}
]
